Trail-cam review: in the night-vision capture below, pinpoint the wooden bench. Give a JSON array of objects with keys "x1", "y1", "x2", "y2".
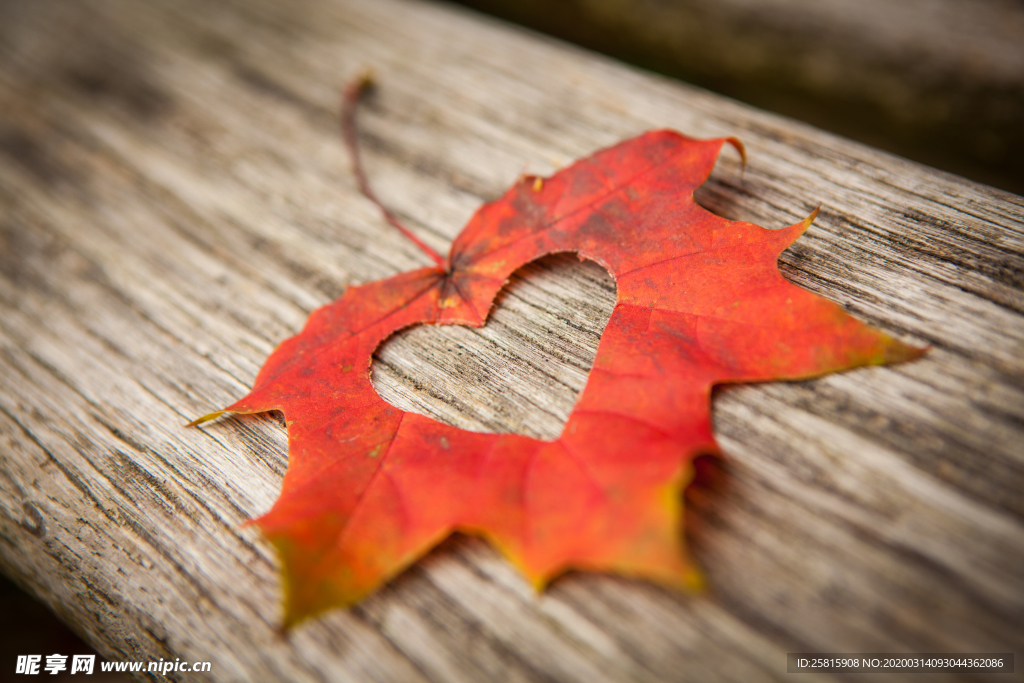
[
  {"x1": 455, "y1": 0, "x2": 1024, "y2": 195},
  {"x1": 1, "y1": 0, "x2": 1021, "y2": 679}
]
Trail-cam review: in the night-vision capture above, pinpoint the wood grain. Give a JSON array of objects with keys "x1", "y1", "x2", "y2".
[
  {"x1": 453, "y1": 0, "x2": 1024, "y2": 194},
  {"x1": 0, "y1": 0, "x2": 1022, "y2": 680}
]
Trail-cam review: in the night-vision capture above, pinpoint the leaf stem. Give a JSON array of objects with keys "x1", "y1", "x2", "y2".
[{"x1": 341, "y1": 69, "x2": 447, "y2": 269}]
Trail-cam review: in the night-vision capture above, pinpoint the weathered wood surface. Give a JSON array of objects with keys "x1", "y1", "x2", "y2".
[
  {"x1": 0, "y1": 0, "x2": 1022, "y2": 680},
  {"x1": 455, "y1": 0, "x2": 1024, "y2": 195}
]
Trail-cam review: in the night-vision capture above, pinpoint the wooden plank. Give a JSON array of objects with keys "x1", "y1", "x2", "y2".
[
  {"x1": 453, "y1": 0, "x2": 1024, "y2": 194},
  {"x1": 0, "y1": 0, "x2": 1021, "y2": 680}
]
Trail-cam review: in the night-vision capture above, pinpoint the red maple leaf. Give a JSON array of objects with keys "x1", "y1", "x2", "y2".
[{"x1": 193, "y1": 78, "x2": 924, "y2": 626}]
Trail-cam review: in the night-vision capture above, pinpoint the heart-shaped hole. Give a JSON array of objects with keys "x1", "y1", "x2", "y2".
[{"x1": 372, "y1": 253, "x2": 617, "y2": 441}]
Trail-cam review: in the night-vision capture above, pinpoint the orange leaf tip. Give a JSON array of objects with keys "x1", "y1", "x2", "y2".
[{"x1": 185, "y1": 410, "x2": 226, "y2": 428}]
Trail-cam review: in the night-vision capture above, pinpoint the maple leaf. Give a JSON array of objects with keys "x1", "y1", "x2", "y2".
[{"x1": 192, "y1": 78, "x2": 925, "y2": 626}]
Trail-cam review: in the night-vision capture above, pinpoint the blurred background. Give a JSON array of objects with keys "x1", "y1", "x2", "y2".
[
  {"x1": 1, "y1": 574, "x2": 126, "y2": 681},
  {"x1": 454, "y1": 0, "x2": 1024, "y2": 195}
]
